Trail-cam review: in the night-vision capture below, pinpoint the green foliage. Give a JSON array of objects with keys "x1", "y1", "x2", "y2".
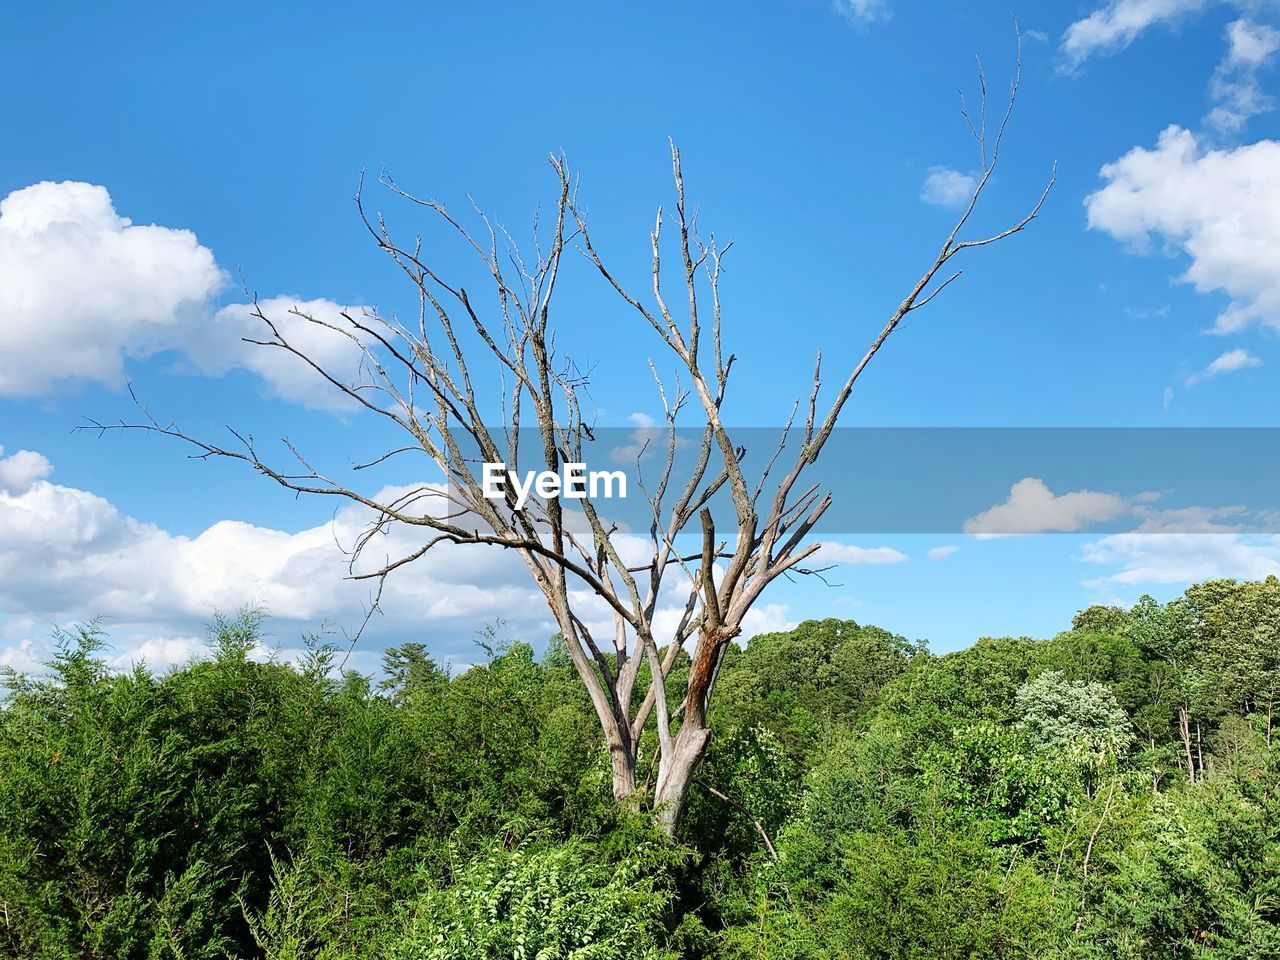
[
  {"x1": 387, "y1": 837, "x2": 681, "y2": 959},
  {"x1": 1015, "y1": 669, "x2": 1136, "y2": 757},
  {"x1": 0, "y1": 614, "x2": 609, "y2": 958},
  {"x1": 5, "y1": 581, "x2": 1280, "y2": 957},
  {"x1": 379, "y1": 642, "x2": 448, "y2": 704},
  {"x1": 722, "y1": 819, "x2": 1059, "y2": 959},
  {"x1": 711, "y1": 618, "x2": 919, "y2": 763}
]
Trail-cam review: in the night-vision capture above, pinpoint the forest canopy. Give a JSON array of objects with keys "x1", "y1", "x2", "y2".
[{"x1": 3, "y1": 577, "x2": 1280, "y2": 958}]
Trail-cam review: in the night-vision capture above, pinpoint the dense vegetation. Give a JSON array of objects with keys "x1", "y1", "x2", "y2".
[{"x1": 3, "y1": 578, "x2": 1280, "y2": 958}]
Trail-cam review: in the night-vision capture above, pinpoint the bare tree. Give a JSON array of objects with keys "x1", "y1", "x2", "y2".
[{"x1": 94, "y1": 48, "x2": 1051, "y2": 835}]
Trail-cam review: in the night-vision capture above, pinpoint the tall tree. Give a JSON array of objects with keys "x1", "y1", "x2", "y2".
[
  {"x1": 99, "y1": 49, "x2": 1050, "y2": 834},
  {"x1": 1184, "y1": 577, "x2": 1280, "y2": 746},
  {"x1": 1126, "y1": 595, "x2": 1202, "y2": 782}
]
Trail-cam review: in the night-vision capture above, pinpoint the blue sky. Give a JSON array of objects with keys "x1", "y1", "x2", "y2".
[{"x1": 2, "y1": 1, "x2": 1279, "y2": 672}]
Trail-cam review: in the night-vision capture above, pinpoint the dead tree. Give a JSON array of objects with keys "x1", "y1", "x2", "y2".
[{"x1": 97, "y1": 50, "x2": 1051, "y2": 835}]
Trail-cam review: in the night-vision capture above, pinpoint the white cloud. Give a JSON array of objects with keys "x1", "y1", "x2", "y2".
[
  {"x1": 1185, "y1": 347, "x2": 1262, "y2": 384},
  {"x1": 1086, "y1": 126, "x2": 1280, "y2": 333},
  {"x1": 920, "y1": 167, "x2": 977, "y2": 209},
  {"x1": 0, "y1": 446, "x2": 797, "y2": 672},
  {"x1": 740, "y1": 603, "x2": 796, "y2": 638},
  {"x1": 1130, "y1": 503, "x2": 1256, "y2": 533},
  {"x1": 188, "y1": 298, "x2": 370, "y2": 412},
  {"x1": 0, "y1": 463, "x2": 545, "y2": 666},
  {"x1": 964, "y1": 478, "x2": 1131, "y2": 535},
  {"x1": 833, "y1": 0, "x2": 890, "y2": 25},
  {"x1": 1224, "y1": 16, "x2": 1280, "y2": 68},
  {"x1": 1081, "y1": 532, "x2": 1280, "y2": 584},
  {"x1": 1060, "y1": 0, "x2": 1209, "y2": 69},
  {"x1": 1207, "y1": 19, "x2": 1280, "y2": 132},
  {"x1": 927, "y1": 544, "x2": 959, "y2": 561},
  {"x1": 0, "y1": 181, "x2": 224, "y2": 396},
  {"x1": 0, "y1": 181, "x2": 367, "y2": 409},
  {"x1": 1162, "y1": 385, "x2": 1175, "y2": 410},
  {"x1": 0, "y1": 637, "x2": 44, "y2": 673},
  {"x1": 815, "y1": 542, "x2": 908, "y2": 565},
  {"x1": 1062, "y1": 7, "x2": 1280, "y2": 129},
  {"x1": 110, "y1": 635, "x2": 209, "y2": 672},
  {"x1": 609, "y1": 412, "x2": 665, "y2": 465},
  {"x1": 0, "y1": 447, "x2": 53, "y2": 495}
]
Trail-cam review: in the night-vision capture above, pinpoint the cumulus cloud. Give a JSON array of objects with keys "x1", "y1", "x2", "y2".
[
  {"x1": 739, "y1": 603, "x2": 795, "y2": 638},
  {"x1": 967, "y1": 483, "x2": 1279, "y2": 583},
  {"x1": 1223, "y1": 15, "x2": 1280, "y2": 67},
  {"x1": 833, "y1": 0, "x2": 890, "y2": 25},
  {"x1": 1086, "y1": 126, "x2": 1280, "y2": 333},
  {"x1": 0, "y1": 447, "x2": 798, "y2": 673},
  {"x1": 1207, "y1": 19, "x2": 1280, "y2": 132},
  {"x1": 1185, "y1": 347, "x2": 1263, "y2": 384},
  {"x1": 0, "y1": 637, "x2": 45, "y2": 673},
  {"x1": 920, "y1": 167, "x2": 976, "y2": 209},
  {"x1": 0, "y1": 181, "x2": 224, "y2": 396},
  {"x1": 1081, "y1": 532, "x2": 1280, "y2": 585},
  {"x1": 814, "y1": 542, "x2": 908, "y2": 565},
  {"x1": 0, "y1": 461, "x2": 545, "y2": 668},
  {"x1": 0, "y1": 447, "x2": 53, "y2": 495},
  {"x1": 1060, "y1": 0, "x2": 1209, "y2": 69},
  {"x1": 964, "y1": 478, "x2": 1132, "y2": 535},
  {"x1": 927, "y1": 544, "x2": 959, "y2": 561},
  {"x1": 111, "y1": 635, "x2": 210, "y2": 672},
  {"x1": 0, "y1": 180, "x2": 366, "y2": 409},
  {"x1": 188, "y1": 298, "x2": 370, "y2": 412}
]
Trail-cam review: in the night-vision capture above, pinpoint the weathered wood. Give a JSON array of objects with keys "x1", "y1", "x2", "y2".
[{"x1": 94, "y1": 38, "x2": 1047, "y2": 836}]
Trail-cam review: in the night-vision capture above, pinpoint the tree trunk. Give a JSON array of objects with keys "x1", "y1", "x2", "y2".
[
  {"x1": 1195, "y1": 721, "x2": 1204, "y2": 779},
  {"x1": 610, "y1": 741, "x2": 638, "y2": 804},
  {"x1": 650, "y1": 619, "x2": 730, "y2": 836},
  {"x1": 652, "y1": 721, "x2": 712, "y2": 836},
  {"x1": 1179, "y1": 704, "x2": 1196, "y2": 784}
]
